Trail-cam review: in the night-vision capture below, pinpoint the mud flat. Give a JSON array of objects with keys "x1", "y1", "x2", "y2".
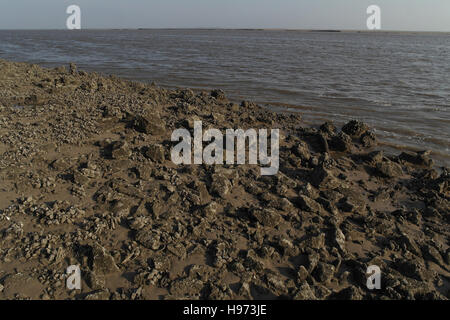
[{"x1": 0, "y1": 59, "x2": 448, "y2": 300}]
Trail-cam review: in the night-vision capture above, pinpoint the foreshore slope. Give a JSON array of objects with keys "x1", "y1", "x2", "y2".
[{"x1": 0, "y1": 59, "x2": 448, "y2": 300}]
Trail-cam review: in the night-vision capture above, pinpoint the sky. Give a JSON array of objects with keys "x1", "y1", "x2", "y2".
[{"x1": 0, "y1": 0, "x2": 449, "y2": 31}]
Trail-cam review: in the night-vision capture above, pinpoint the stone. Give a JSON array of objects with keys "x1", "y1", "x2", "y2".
[
  {"x1": 203, "y1": 201, "x2": 219, "y2": 218},
  {"x1": 399, "y1": 151, "x2": 434, "y2": 167},
  {"x1": 84, "y1": 289, "x2": 110, "y2": 300},
  {"x1": 310, "y1": 165, "x2": 339, "y2": 189},
  {"x1": 132, "y1": 113, "x2": 165, "y2": 135},
  {"x1": 294, "y1": 142, "x2": 311, "y2": 161},
  {"x1": 135, "y1": 229, "x2": 162, "y2": 250},
  {"x1": 367, "y1": 150, "x2": 384, "y2": 164},
  {"x1": 329, "y1": 132, "x2": 352, "y2": 152},
  {"x1": 169, "y1": 277, "x2": 204, "y2": 297},
  {"x1": 395, "y1": 259, "x2": 426, "y2": 281},
  {"x1": 293, "y1": 283, "x2": 316, "y2": 300},
  {"x1": 69, "y1": 63, "x2": 77, "y2": 75},
  {"x1": 250, "y1": 208, "x2": 281, "y2": 227},
  {"x1": 342, "y1": 120, "x2": 369, "y2": 138},
  {"x1": 24, "y1": 94, "x2": 48, "y2": 106},
  {"x1": 312, "y1": 262, "x2": 335, "y2": 283},
  {"x1": 111, "y1": 140, "x2": 131, "y2": 159},
  {"x1": 304, "y1": 234, "x2": 325, "y2": 251},
  {"x1": 297, "y1": 195, "x2": 322, "y2": 213},
  {"x1": 422, "y1": 244, "x2": 444, "y2": 266},
  {"x1": 145, "y1": 144, "x2": 165, "y2": 162},
  {"x1": 85, "y1": 271, "x2": 106, "y2": 290},
  {"x1": 209, "y1": 174, "x2": 232, "y2": 198},
  {"x1": 332, "y1": 226, "x2": 346, "y2": 252},
  {"x1": 375, "y1": 160, "x2": 403, "y2": 178},
  {"x1": 360, "y1": 130, "x2": 377, "y2": 147},
  {"x1": 319, "y1": 121, "x2": 337, "y2": 136},
  {"x1": 210, "y1": 89, "x2": 226, "y2": 100},
  {"x1": 297, "y1": 265, "x2": 309, "y2": 283},
  {"x1": 90, "y1": 244, "x2": 120, "y2": 275},
  {"x1": 299, "y1": 183, "x2": 319, "y2": 199}
]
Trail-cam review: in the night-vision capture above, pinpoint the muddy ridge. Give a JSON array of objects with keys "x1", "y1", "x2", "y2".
[{"x1": 0, "y1": 59, "x2": 448, "y2": 300}]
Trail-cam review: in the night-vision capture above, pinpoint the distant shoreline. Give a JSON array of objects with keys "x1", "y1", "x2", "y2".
[{"x1": 0, "y1": 28, "x2": 449, "y2": 34}]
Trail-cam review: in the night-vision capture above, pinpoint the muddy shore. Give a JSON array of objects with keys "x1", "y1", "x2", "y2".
[{"x1": 0, "y1": 59, "x2": 448, "y2": 300}]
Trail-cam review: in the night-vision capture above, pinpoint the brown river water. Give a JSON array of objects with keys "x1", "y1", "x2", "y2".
[{"x1": 0, "y1": 29, "x2": 448, "y2": 165}]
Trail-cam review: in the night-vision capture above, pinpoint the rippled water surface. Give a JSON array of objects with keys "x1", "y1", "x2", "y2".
[{"x1": 0, "y1": 29, "x2": 448, "y2": 165}]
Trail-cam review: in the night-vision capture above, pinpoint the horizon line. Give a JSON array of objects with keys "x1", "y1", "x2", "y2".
[{"x1": 0, "y1": 27, "x2": 450, "y2": 33}]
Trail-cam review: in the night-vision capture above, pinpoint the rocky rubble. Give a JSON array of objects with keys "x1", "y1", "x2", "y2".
[{"x1": 0, "y1": 59, "x2": 448, "y2": 300}]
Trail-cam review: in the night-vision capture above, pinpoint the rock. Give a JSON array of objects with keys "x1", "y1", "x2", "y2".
[
  {"x1": 135, "y1": 229, "x2": 162, "y2": 250},
  {"x1": 240, "y1": 100, "x2": 250, "y2": 108},
  {"x1": 299, "y1": 183, "x2": 319, "y2": 199},
  {"x1": 91, "y1": 243, "x2": 120, "y2": 275},
  {"x1": 342, "y1": 120, "x2": 369, "y2": 138},
  {"x1": 131, "y1": 113, "x2": 165, "y2": 135},
  {"x1": 319, "y1": 121, "x2": 337, "y2": 136},
  {"x1": 111, "y1": 140, "x2": 131, "y2": 159},
  {"x1": 238, "y1": 282, "x2": 251, "y2": 298},
  {"x1": 51, "y1": 158, "x2": 69, "y2": 171},
  {"x1": 266, "y1": 272, "x2": 288, "y2": 294},
  {"x1": 399, "y1": 151, "x2": 434, "y2": 167},
  {"x1": 319, "y1": 133, "x2": 330, "y2": 153},
  {"x1": 366, "y1": 150, "x2": 384, "y2": 164},
  {"x1": 297, "y1": 265, "x2": 309, "y2": 283},
  {"x1": 329, "y1": 132, "x2": 352, "y2": 152},
  {"x1": 360, "y1": 130, "x2": 377, "y2": 147},
  {"x1": 310, "y1": 165, "x2": 339, "y2": 189},
  {"x1": 203, "y1": 201, "x2": 219, "y2": 218},
  {"x1": 250, "y1": 208, "x2": 281, "y2": 227},
  {"x1": 278, "y1": 238, "x2": 297, "y2": 256},
  {"x1": 304, "y1": 234, "x2": 325, "y2": 251},
  {"x1": 293, "y1": 283, "x2": 316, "y2": 300},
  {"x1": 103, "y1": 105, "x2": 122, "y2": 119},
  {"x1": 332, "y1": 226, "x2": 346, "y2": 253},
  {"x1": 422, "y1": 244, "x2": 445, "y2": 266},
  {"x1": 145, "y1": 144, "x2": 165, "y2": 162},
  {"x1": 84, "y1": 289, "x2": 110, "y2": 300},
  {"x1": 169, "y1": 277, "x2": 204, "y2": 298},
  {"x1": 69, "y1": 63, "x2": 77, "y2": 75},
  {"x1": 230, "y1": 103, "x2": 240, "y2": 112},
  {"x1": 150, "y1": 201, "x2": 164, "y2": 219},
  {"x1": 210, "y1": 89, "x2": 226, "y2": 100},
  {"x1": 73, "y1": 170, "x2": 90, "y2": 185},
  {"x1": 24, "y1": 94, "x2": 48, "y2": 106},
  {"x1": 151, "y1": 254, "x2": 172, "y2": 271},
  {"x1": 209, "y1": 174, "x2": 232, "y2": 198},
  {"x1": 394, "y1": 259, "x2": 426, "y2": 281},
  {"x1": 297, "y1": 195, "x2": 322, "y2": 213},
  {"x1": 396, "y1": 233, "x2": 421, "y2": 256},
  {"x1": 375, "y1": 160, "x2": 403, "y2": 178},
  {"x1": 85, "y1": 271, "x2": 106, "y2": 290},
  {"x1": 312, "y1": 262, "x2": 335, "y2": 283},
  {"x1": 294, "y1": 142, "x2": 311, "y2": 161}
]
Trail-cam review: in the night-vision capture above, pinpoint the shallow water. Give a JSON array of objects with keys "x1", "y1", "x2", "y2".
[{"x1": 0, "y1": 29, "x2": 448, "y2": 165}]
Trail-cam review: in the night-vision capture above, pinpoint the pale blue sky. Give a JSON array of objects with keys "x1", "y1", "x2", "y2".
[{"x1": 0, "y1": 0, "x2": 449, "y2": 31}]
